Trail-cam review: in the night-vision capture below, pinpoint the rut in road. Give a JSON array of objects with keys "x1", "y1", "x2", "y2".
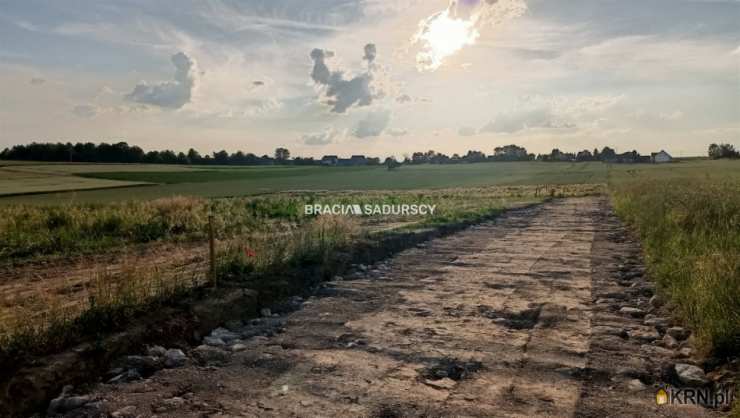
[{"x1": 81, "y1": 197, "x2": 717, "y2": 417}]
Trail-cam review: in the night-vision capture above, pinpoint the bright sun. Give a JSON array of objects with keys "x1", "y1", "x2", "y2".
[{"x1": 414, "y1": 10, "x2": 479, "y2": 71}]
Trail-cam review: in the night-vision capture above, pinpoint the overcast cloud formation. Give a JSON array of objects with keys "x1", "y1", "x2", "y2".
[{"x1": 0, "y1": 0, "x2": 738, "y2": 157}]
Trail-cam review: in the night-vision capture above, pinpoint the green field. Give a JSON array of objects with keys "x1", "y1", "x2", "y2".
[
  {"x1": 0, "y1": 163, "x2": 199, "y2": 197},
  {"x1": 2, "y1": 159, "x2": 739, "y2": 204}
]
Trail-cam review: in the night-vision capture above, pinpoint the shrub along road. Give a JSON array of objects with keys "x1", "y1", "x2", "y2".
[{"x1": 59, "y1": 198, "x2": 727, "y2": 417}]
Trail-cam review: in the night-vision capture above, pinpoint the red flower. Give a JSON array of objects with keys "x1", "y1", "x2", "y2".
[{"x1": 244, "y1": 247, "x2": 257, "y2": 258}]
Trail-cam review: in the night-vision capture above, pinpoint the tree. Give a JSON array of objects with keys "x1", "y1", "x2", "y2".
[
  {"x1": 576, "y1": 150, "x2": 593, "y2": 161},
  {"x1": 464, "y1": 150, "x2": 486, "y2": 163},
  {"x1": 213, "y1": 150, "x2": 230, "y2": 164},
  {"x1": 274, "y1": 147, "x2": 290, "y2": 162},
  {"x1": 187, "y1": 148, "x2": 202, "y2": 164},
  {"x1": 721, "y1": 144, "x2": 739, "y2": 159},
  {"x1": 493, "y1": 145, "x2": 529, "y2": 161},
  {"x1": 600, "y1": 146, "x2": 616, "y2": 162},
  {"x1": 709, "y1": 143, "x2": 739, "y2": 159},
  {"x1": 384, "y1": 156, "x2": 401, "y2": 171}
]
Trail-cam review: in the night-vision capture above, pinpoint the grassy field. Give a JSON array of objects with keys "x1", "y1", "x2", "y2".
[
  {"x1": 0, "y1": 166, "x2": 150, "y2": 196},
  {"x1": 611, "y1": 177, "x2": 740, "y2": 357},
  {"x1": 2, "y1": 159, "x2": 739, "y2": 205},
  {"x1": 0, "y1": 162, "x2": 199, "y2": 197}
]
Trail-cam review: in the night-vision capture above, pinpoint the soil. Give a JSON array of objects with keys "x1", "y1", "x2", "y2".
[{"x1": 56, "y1": 197, "x2": 728, "y2": 417}]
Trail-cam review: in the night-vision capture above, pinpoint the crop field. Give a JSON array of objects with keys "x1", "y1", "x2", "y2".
[
  {"x1": 0, "y1": 162, "x2": 201, "y2": 197},
  {"x1": 2, "y1": 159, "x2": 739, "y2": 205}
]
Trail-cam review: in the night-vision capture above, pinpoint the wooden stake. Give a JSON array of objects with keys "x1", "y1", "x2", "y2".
[{"x1": 208, "y1": 214, "x2": 216, "y2": 287}]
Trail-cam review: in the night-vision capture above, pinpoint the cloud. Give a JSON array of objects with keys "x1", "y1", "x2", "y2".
[
  {"x1": 388, "y1": 129, "x2": 408, "y2": 137},
  {"x1": 72, "y1": 104, "x2": 99, "y2": 118},
  {"x1": 481, "y1": 94, "x2": 622, "y2": 133},
  {"x1": 396, "y1": 94, "x2": 412, "y2": 104},
  {"x1": 125, "y1": 52, "x2": 198, "y2": 109},
  {"x1": 659, "y1": 110, "x2": 684, "y2": 121},
  {"x1": 458, "y1": 126, "x2": 477, "y2": 136},
  {"x1": 480, "y1": 108, "x2": 563, "y2": 133},
  {"x1": 302, "y1": 127, "x2": 343, "y2": 146},
  {"x1": 309, "y1": 44, "x2": 384, "y2": 113},
  {"x1": 29, "y1": 77, "x2": 45, "y2": 85},
  {"x1": 353, "y1": 110, "x2": 391, "y2": 138}
]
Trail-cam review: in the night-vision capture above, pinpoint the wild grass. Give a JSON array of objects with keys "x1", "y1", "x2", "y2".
[
  {"x1": 0, "y1": 196, "x2": 296, "y2": 261},
  {"x1": 0, "y1": 215, "x2": 358, "y2": 355},
  {"x1": 0, "y1": 184, "x2": 602, "y2": 262},
  {"x1": 610, "y1": 178, "x2": 740, "y2": 356},
  {"x1": 0, "y1": 263, "x2": 193, "y2": 356}
]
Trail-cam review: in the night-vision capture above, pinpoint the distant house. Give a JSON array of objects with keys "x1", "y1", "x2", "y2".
[
  {"x1": 615, "y1": 151, "x2": 640, "y2": 164},
  {"x1": 334, "y1": 155, "x2": 368, "y2": 166},
  {"x1": 349, "y1": 155, "x2": 368, "y2": 165},
  {"x1": 321, "y1": 155, "x2": 338, "y2": 166},
  {"x1": 651, "y1": 150, "x2": 673, "y2": 164},
  {"x1": 638, "y1": 155, "x2": 652, "y2": 163},
  {"x1": 322, "y1": 155, "x2": 369, "y2": 166}
]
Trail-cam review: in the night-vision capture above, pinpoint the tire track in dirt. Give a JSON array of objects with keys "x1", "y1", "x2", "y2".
[{"x1": 69, "y1": 198, "x2": 722, "y2": 417}]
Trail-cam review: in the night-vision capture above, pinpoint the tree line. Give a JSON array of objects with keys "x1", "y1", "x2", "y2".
[
  {"x1": 0, "y1": 142, "x2": 312, "y2": 166},
  {"x1": 404, "y1": 146, "x2": 637, "y2": 164},
  {"x1": 708, "y1": 143, "x2": 739, "y2": 159},
  {"x1": 2, "y1": 141, "x2": 736, "y2": 166}
]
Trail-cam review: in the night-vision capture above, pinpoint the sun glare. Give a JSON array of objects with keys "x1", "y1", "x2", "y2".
[{"x1": 414, "y1": 10, "x2": 479, "y2": 71}]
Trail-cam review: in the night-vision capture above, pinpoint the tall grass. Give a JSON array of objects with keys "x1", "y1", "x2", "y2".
[
  {"x1": 0, "y1": 215, "x2": 359, "y2": 354},
  {"x1": 0, "y1": 196, "x2": 302, "y2": 261},
  {"x1": 0, "y1": 263, "x2": 191, "y2": 355},
  {"x1": 611, "y1": 178, "x2": 740, "y2": 356},
  {"x1": 218, "y1": 215, "x2": 360, "y2": 279},
  {"x1": 0, "y1": 185, "x2": 602, "y2": 262}
]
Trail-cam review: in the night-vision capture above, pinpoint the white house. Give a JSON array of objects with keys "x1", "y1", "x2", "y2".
[{"x1": 651, "y1": 150, "x2": 673, "y2": 164}]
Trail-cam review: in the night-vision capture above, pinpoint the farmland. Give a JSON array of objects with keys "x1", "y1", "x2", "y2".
[
  {"x1": 0, "y1": 158, "x2": 738, "y2": 416},
  {"x1": 2, "y1": 159, "x2": 739, "y2": 204}
]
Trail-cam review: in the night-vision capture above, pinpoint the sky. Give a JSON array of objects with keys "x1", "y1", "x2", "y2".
[{"x1": 0, "y1": 0, "x2": 738, "y2": 158}]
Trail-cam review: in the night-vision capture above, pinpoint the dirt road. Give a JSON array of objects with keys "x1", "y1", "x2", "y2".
[{"x1": 71, "y1": 197, "x2": 720, "y2": 417}]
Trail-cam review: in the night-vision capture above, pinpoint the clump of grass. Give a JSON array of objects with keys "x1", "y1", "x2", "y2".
[
  {"x1": 611, "y1": 178, "x2": 740, "y2": 356},
  {"x1": 218, "y1": 215, "x2": 360, "y2": 279}
]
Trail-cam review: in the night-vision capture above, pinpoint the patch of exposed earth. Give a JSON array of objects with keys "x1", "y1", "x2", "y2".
[{"x1": 53, "y1": 198, "x2": 729, "y2": 417}]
